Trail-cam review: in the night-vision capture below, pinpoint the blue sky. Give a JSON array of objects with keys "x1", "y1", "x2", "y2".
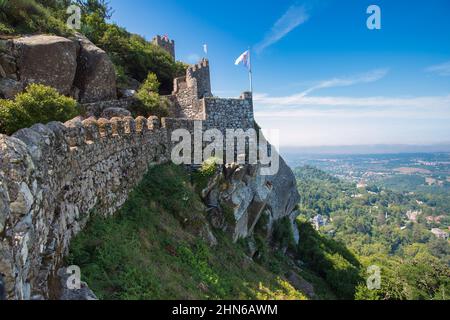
[{"x1": 108, "y1": 0, "x2": 450, "y2": 147}]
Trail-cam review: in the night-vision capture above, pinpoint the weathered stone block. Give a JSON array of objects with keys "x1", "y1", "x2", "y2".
[{"x1": 14, "y1": 35, "x2": 78, "y2": 95}]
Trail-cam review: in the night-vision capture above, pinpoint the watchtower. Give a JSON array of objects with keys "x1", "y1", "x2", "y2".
[{"x1": 152, "y1": 35, "x2": 175, "y2": 59}]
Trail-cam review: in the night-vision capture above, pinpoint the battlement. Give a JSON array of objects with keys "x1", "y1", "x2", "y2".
[
  {"x1": 152, "y1": 35, "x2": 175, "y2": 58},
  {"x1": 186, "y1": 58, "x2": 212, "y2": 99},
  {"x1": 189, "y1": 58, "x2": 209, "y2": 72}
]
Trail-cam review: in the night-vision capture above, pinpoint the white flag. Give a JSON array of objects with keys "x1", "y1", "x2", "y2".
[
  {"x1": 203, "y1": 44, "x2": 208, "y2": 55},
  {"x1": 235, "y1": 50, "x2": 250, "y2": 69}
]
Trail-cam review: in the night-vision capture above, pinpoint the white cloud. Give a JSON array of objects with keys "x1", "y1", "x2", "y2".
[
  {"x1": 425, "y1": 61, "x2": 450, "y2": 76},
  {"x1": 255, "y1": 4, "x2": 309, "y2": 53},
  {"x1": 299, "y1": 68, "x2": 389, "y2": 96},
  {"x1": 254, "y1": 93, "x2": 450, "y2": 109},
  {"x1": 254, "y1": 94, "x2": 450, "y2": 146}
]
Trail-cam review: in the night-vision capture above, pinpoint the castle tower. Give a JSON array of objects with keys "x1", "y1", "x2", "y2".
[
  {"x1": 186, "y1": 58, "x2": 212, "y2": 99},
  {"x1": 152, "y1": 35, "x2": 175, "y2": 59}
]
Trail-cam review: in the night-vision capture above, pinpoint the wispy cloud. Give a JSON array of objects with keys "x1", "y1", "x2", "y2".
[
  {"x1": 425, "y1": 61, "x2": 450, "y2": 76},
  {"x1": 255, "y1": 4, "x2": 310, "y2": 53},
  {"x1": 254, "y1": 93, "x2": 450, "y2": 109},
  {"x1": 299, "y1": 68, "x2": 389, "y2": 96}
]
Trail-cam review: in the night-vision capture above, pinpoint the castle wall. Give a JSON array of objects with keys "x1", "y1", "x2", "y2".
[
  {"x1": 186, "y1": 59, "x2": 212, "y2": 99},
  {"x1": 203, "y1": 94, "x2": 254, "y2": 131},
  {"x1": 168, "y1": 78, "x2": 204, "y2": 120},
  {"x1": 80, "y1": 97, "x2": 137, "y2": 117},
  {"x1": 0, "y1": 116, "x2": 169, "y2": 299}
]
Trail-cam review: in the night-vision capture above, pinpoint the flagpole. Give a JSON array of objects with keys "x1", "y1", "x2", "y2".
[{"x1": 248, "y1": 47, "x2": 253, "y2": 95}]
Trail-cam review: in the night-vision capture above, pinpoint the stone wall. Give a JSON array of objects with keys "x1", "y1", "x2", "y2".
[
  {"x1": 186, "y1": 59, "x2": 212, "y2": 99},
  {"x1": 168, "y1": 78, "x2": 204, "y2": 120},
  {"x1": 203, "y1": 93, "x2": 254, "y2": 131},
  {"x1": 0, "y1": 116, "x2": 169, "y2": 300},
  {"x1": 80, "y1": 98, "x2": 137, "y2": 117},
  {"x1": 167, "y1": 58, "x2": 252, "y2": 132}
]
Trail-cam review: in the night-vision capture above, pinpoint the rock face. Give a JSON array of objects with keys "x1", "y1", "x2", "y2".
[
  {"x1": 74, "y1": 37, "x2": 117, "y2": 103},
  {"x1": 0, "y1": 78, "x2": 23, "y2": 99},
  {"x1": 0, "y1": 35, "x2": 117, "y2": 103},
  {"x1": 203, "y1": 159, "x2": 300, "y2": 242},
  {"x1": 56, "y1": 268, "x2": 98, "y2": 300},
  {"x1": 14, "y1": 35, "x2": 78, "y2": 95}
]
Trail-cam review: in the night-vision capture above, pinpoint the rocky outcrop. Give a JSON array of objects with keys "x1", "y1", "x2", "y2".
[
  {"x1": 14, "y1": 35, "x2": 78, "y2": 96},
  {"x1": 56, "y1": 268, "x2": 98, "y2": 301},
  {"x1": 73, "y1": 36, "x2": 117, "y2": 103},
  {"x1": 0, "y1": 34, "x2": 117, "y2": 103},
  {"x1": 203, "y1": 160, "x2": 300, "y2": 242},
  {"x1": 0, "y1": 78, "x2": 23, "y2": 99}
]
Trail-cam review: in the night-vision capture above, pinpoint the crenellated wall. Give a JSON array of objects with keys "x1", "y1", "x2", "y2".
[
  {"x1": 0, "y1": 115, "x2": 169, "y2": 300},
  {"x1": 186, "y1": 59, "x2": 212, "y2": 99}
]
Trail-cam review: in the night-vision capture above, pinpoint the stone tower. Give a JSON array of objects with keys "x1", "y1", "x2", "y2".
[
  {"x1": 152, "y1": 35, "x2": 175, "y2": 59},
  {"x1": 186, "y1": 58, "x2": 212, "y2": 99}
]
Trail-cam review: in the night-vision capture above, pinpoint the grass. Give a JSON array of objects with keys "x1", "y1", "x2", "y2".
[{"x1": 67, "y1": 163, "x2": 309, "y2": 300}]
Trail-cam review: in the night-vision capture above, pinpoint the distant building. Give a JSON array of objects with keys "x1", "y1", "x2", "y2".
[
  {"x1": 426, "y1": 215, "x2": 445, "y2": 224},
  {"x1": 431, "y1": 228, "x2": 449, "y2": 240},
  {"x1": 311, "y1": 215, "x2": 327, "y2": 231},
  {"x1": 357, "y1": 181, "x2": 367, "y2": 189},
  {"x1": 406, "y1": 210, "x2": 421, "y2": 223}
]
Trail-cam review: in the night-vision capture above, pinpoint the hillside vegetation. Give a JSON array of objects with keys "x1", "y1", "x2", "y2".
[
  {"x1": 67, "y1": 164, "x2": 309, "y2": 300},
  {"x1": 0, "y1": 0, "x2": 187, "y2": 94},
  {"x1": 295, "y1": 166, "x2": 450, "y2": 300}
]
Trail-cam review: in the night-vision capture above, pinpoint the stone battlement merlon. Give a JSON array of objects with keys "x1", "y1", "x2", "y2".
[{"x1": 189, "y1": 58, "x2": 209, "y2": 72}]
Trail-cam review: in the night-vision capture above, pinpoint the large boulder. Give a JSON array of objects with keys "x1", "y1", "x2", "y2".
[
  {"x1": 74, "y1": 36, "x2": 117, "y2": 103},
  {"x1": 203, "y1": 157, "x2": 300, "y2": 242},
  {"x1": 14, "y1": 35, "x2": 78, "y2": 95},
  {"x1": 265, "y1": 156, "x2": 300, "y2": 221}
]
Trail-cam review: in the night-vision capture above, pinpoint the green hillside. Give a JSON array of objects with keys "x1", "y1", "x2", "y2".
[{"x1": 295, "y1": 166, "x2": 450, "y2": 300}]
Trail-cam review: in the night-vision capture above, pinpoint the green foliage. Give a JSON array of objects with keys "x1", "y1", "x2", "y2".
[
  {"x1": 131, "y1": 72, "x2": 170, "y2": 118},
  {"x1": 74, "y1": 0, "x2": 112, "y2": 20},
  {"x1": 272, "y1": 217, "x2": 296, "y2": 251},
  {"x1": 355, "y1": 253, "x2": 450, "y2": 300},
  {"x1": 80, "y1": 13, "x2": 187, "y2": 94},
  {"x1": 68, "y1": 164, "x2": 307, "y2": 300},
  {"x1": 0, "y1": 0, "x2": 72, "y2": 36},
  {"x1": 0, "y1": 84, "x2": 78, "y2": 135},
  {"x1": 296, "y1": 218, "x2": 363, "y2": 299},
  {"x1": 294, "y1": 165, "x2": 450, "y2": 300},
  {"x1": 192, "y1": 157, "x2": 221, "y2": 192}
]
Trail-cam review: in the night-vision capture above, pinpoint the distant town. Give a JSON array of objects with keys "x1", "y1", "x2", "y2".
[{"x1": 287, "y1": 152, "x2": 450, "y2": 241}]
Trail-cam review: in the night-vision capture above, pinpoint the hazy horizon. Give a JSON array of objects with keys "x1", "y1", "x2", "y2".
[{"x1": 279, "y1": 143, "x2": 450, "y2": 155}]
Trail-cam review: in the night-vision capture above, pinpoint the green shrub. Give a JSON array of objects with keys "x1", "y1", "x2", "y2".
[
  {"x1": 131, "y1": 72, "x2": 170, "y2": 118},
  {"x1": 0, "y1": 84, "x2": 78, "y2": 135},
  {"x1": 0, "y1": 0, "x2": 72, "y2": 36},
  {"x1": 192, "y1": 157, "x2": 221, "y2": 192}
]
